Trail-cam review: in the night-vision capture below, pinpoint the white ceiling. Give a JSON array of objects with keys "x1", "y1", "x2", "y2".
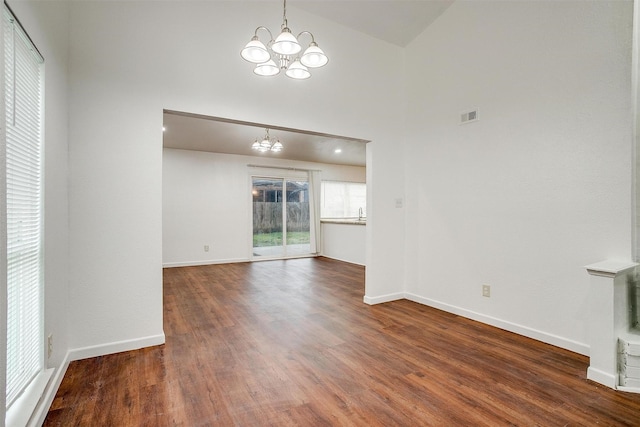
[
  {"x1": 163, "y1": 111, "x2": 369, "y2": 167},
  {"x1": 293, "y1": 0, "x2": 454, "y2": 47},
  {"x1": 163, "y1": 1, "x2": 453, "y2": 167}
]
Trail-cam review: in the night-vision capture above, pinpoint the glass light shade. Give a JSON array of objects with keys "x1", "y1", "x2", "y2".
[
  {"x1": 285, "y1": 60, "x2": 310, "y2": 80},
  {"x1": 272, "y1": 28, "x2": 301, "y2": 55},
  {"x1": 241, "y1": 37, "x2": 270, "y2": 63},
  {"x1": 254, "y1": 60, "x2": 280, "y2": 76},
  {"x1": 300, "y1": 43, "x2": 328, "y2": 68},
  {"x1": 260, "y1": 138, "x2": 272, "y2": 148},
  {"x1": 251, "y1": 141, "x2": 261, "y2": 150},
  {"x1": 271, "y1": 141, "x2": 283, "y2": 152}
]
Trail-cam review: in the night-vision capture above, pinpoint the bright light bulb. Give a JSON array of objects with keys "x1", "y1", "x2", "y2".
[
  {"x1": 281, "y1": 42, "x2": 295, "y2": 54},
  {"x1": 272, "y1": 28, "x2": 301, "y2": 55},
  {"x1": 241, "y1": 37, "x2": 270, "y2": 63},
  {"x1": 254, "y1": 60, "x2": 280, "y2": 77},
  {"x1": 285, "y1": 60, "x2": 310, "y2": 80},
  {"x1": 301, "y1": 43, "x2": 328, "y2": 68}
]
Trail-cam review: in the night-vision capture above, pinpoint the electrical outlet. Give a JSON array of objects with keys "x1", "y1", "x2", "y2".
[
  {"x1": 204, "y1": 245, "x2": 209, "y2": 252},
  {"x1": 47, "y1": 334, "x2": 53, "y2": 358},
  {"x1": 482, "y1": 285, "x2": 491, "y2": 298}
]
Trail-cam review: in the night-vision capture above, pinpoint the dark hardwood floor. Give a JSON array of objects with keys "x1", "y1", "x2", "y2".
[{"x1": 45, "y1": 257, "x2": 640, "y2": 426}]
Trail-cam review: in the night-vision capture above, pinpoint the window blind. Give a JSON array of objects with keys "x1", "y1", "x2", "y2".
[
  {"x1": 321, "y1": 181, "x2": 366, "y2": 219},
  {"x1": 3, "y1": 4, "x2": 45, "y2": 409}
]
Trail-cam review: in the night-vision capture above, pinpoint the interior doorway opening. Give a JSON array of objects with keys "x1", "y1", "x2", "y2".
[{"x1": 161, "y1": 109, "x2": 369, "y2": 268}]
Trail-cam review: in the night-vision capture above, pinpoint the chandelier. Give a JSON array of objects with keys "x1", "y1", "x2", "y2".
[
  {"x1": 240, "y1": 0, "x2": 328, "y2": 79},
  {"x1": 252, "y1": 129, "x2": 283, "y2": 153}
]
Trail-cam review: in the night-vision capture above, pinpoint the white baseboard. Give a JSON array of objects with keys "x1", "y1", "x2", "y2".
[
  {"x1": 587, "y1": 366, "x2": 617, "y2": 388},
  {"x1": 69, "y1": 333, "x2": 166, "y2": 362},
  {"x1": 363, "y1": 292, "x2": 404, "y2": 305},
  {"x1": 404, "y1": 292, "x2": 590, "y2": 356},
  {"x1": 28, "y1": 351, "x2": 71, "y2": 427},
  {"x1": 163, "y1": 258, "x2": 249, "y2": 268},
  {"x1": 616, "y1": 386, "x2": 640, "y2": 394},
  {"x1": 320, "y1": 254, "x2": 365, "y2": 266}
]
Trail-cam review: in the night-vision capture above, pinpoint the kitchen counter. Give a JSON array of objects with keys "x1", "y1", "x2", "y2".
[
  {"x1": 321, "y1": 218, "x2": 366, "y2": 225},
  {"x1": 320, "y1": 220, "x2": 366, "y2": 265}
]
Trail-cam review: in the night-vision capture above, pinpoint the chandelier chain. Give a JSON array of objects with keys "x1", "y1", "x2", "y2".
[{"x1": 283, "y1": 0, "x2": 288, "y2": 28}]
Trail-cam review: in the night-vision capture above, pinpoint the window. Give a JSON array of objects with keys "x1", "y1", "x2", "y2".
[
  {"x1": 4, "y1": 2, "x2": 45, "y2": 417},
  {"x1": 321, "y1": 181, "x2": 366, "y2": 219}
]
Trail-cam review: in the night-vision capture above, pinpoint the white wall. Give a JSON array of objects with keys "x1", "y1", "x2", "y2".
[
  {"x1": 163, "y1": 149, "x2": 249, "y2": 266},
  {"x1": 162, "y1": 148, "x2": 365, "y2": 267},
  {"x1": 2, "y1": 1, "x2": 70, "y2": 424},
  {"x1": 404, "y1": 0, "x2": 633, "y2": 354},
  {"x1": 68, "y1": 1, "x2": 405, "y2": 353}
]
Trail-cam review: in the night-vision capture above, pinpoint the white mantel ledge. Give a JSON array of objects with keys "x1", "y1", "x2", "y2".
[{"x1": 585, "y1": 260, "x2": 639, "y2": 278}]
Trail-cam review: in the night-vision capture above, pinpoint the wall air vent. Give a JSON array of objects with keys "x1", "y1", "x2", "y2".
[{"x1": 460, "y1": 108, "x2": 479, "y2": 125}]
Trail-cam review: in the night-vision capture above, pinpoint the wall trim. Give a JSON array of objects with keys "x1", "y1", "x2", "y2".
[
  {"x1": 68, "y1": 333, "x2": 166, "y2": 362},
  {"x1": 617, "y1": 386, "x2": 640, "y2": 394},
  {"x1": 163, "y1": 258, "x2": 249, "y2": 268},
  {"x1": 321, "y1": 254, "x2": 365, "y2": 266},
  {"x1": 363, "y1": 292, "x2": 404, "y2": 305},
  {"x1": 29, "y1": 351, "x2": 71, "y2": 427},
  {"x1": 404, "y1": 292, "x2": 590, "y2": 356},
  {"x1": 366, "y1": 290, "x2": 589, "y2": 355},
  {"x1": 587, "y1": 366, "x2": 617, "y2": 388}
]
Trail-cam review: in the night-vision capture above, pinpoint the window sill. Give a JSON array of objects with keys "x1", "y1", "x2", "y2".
[{"x1": 6, "y1": 368, "x2": 54, "y2": 427}]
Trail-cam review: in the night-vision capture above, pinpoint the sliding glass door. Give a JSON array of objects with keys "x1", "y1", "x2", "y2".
[
  {"x1": 252, "y1": 178, "x2": 284, "y2": 258},
  {"x1": 285, "y1": 180, "x2": 311, "y2": 256},
  {"x1": 252, "y1": 177, "x2": 310, "y2": 259}
]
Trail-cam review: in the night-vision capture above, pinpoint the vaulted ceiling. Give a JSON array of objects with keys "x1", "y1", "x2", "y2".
[
  {"x1": 162, "y1": 1, "x2": 454, "y2": 167},
  {"x1": 293, "y1": 0, "x2": 454, "y2": 47}
]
